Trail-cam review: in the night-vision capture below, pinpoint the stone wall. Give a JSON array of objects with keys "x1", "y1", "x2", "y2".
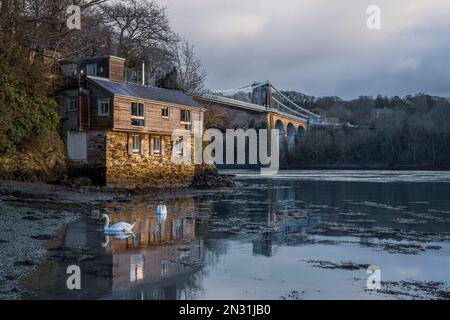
[
  {"x1": 87, "y1": 131, "x2": 106, "y2": 167},
  {"x1": 105, "y1": 131, "x2": 196, "y2": 189}
]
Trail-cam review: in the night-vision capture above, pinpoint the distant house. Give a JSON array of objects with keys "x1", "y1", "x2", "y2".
[{"x1": 57, "y1": 56, "x2": 205, "y2": 189}]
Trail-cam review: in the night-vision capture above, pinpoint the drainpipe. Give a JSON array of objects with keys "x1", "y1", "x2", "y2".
[{"x1": 142, "y1": 61, "x2": 145, "y2": 85}]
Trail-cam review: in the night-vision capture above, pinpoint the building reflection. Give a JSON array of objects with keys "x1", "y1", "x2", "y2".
[
  {"x1": 26, "y1": 185, "x2": 322, "y2": 300},
  {"x1": 130, "y1": 255, "x2": 144, "y2": 283},
  {"x1": 101, "y1": 198, "x2": 205, "y2": 296}
]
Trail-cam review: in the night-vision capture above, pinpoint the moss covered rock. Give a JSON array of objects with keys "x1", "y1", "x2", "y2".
[{"x1": 0, "y1": 131, "x2": 67, "y2": 182}]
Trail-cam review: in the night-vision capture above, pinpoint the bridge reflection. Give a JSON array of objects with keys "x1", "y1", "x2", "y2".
[{"x1": 252, "y1": 180, "x2": 321, "y2": 256}]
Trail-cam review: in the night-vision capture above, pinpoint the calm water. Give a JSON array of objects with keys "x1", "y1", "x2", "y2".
[{"x1": 24, "y1": 171, "x2": 450, "y2": 299}]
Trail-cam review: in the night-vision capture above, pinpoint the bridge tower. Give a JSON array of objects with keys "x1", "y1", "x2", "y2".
[{"x1": 251, "y1": 82, "x2": 272, "y2": 108}]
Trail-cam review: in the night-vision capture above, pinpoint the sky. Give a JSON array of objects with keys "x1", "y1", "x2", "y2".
[{"x1": 157, "y1": 0, "x2": 450, "y2": 99}]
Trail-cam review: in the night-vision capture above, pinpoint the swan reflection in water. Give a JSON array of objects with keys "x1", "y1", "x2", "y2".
[
  {"x1": 102, "y1": 233, "x2": 136, "y2": 248},
  {"x1": 101, "y1": 202, "x2": 169, "y2": 248}
]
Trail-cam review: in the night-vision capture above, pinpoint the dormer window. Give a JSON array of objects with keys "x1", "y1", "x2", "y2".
[{"x1": 86, "y1": 64, "x2": 98, "y2": 76}]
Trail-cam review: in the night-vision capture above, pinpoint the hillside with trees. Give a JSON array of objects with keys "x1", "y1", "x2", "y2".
[{"x1": 284, "y1": 92, "x2": 450, "y2": 169}]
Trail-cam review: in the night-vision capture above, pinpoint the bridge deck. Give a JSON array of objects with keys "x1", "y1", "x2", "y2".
[{"x1": 199, "y1": 94, "x2": 308, "y2": 123}]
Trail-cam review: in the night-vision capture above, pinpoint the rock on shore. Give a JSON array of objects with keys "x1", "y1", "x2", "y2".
[
  {"x1": 191, "y1": 165, "x2": 236, "y2": 188},
  {"x1": 191, "y1": 172, "x2": 236, "y2": 188}
]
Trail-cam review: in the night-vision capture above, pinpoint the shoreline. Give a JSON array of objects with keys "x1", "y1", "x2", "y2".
[
  {"x1": 2, "y1": 174, "x2": 450, "y2": 300},
  {"x1": 0, "y1": 179, "x2": 238, "y2": 299},
  {"x1": 0, "y1": 181, "x2": 128, "y2": 299}
]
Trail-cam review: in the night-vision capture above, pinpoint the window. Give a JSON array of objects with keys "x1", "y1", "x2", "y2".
[
  {"x1": 132, "y1": 118, "x2": 145, "y2": 126},
  {"x1": 131, "y1": 102, "x2": 144, "y2": 117},
  {"x1": 67, "y1": 97, "x2": 77, "y2": 112},
  {"x1": 174, "y1": 137, "x2": 183, "y2": 156},
  {"x1": 161, "y1": 106, "x2": 169, "y2": 118},
  {"x1": 160, "y1": 261, "x2": 169, "y2": 277},
  {"x1": 132, "y1": 135, "x2": 141, "y2": 154},
  {"x1": 153, "y1": 136, "x2": 162, "y2": 155},
  {"x1": 98, "y1": 98, "x2": 110, "y2": 116},
  {"x1": 86, "y1": 64, "x2": 98, "y2": 76},
  {"x1": 130, "y1": 255, "x2": 144, "y2": 283},
  {"x1": 180, "y1": 109, "x2": 191, "y2": 123},
  {"x1": 131, "y1": 102, "x2": 145, "y2": 127}
]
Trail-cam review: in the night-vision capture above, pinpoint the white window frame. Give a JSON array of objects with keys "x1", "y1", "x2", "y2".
[
  {"x1": 130, "y1": 255, "x2": 144, "y2": 283},
  {"x1": 131, "y1": 102, "x2": 145, "y2": 127},
  {"x1": 86, "y1": 64, "x2": 98, "y2": 76},
  {"x1": 160, "y1": 261, "x2": 169, "y2": 276},
  {"x1": 132, "y1": 135, "x2": 141, "y2": 154},
  {"x1": 67, "y1": 97, "x2": 77, "y2": 112},
  {"x1": 152, "y1": 136, "x2": 162, "y2": 155},
  {"x1": 180, "y1": 109, "x2": 191, "y2": 124},
  {"x1": 162, "y1": 106, "x2": 170, "y2": 118},
  {"x1": 174, "y1": 137, "x2": 184, "y2": 156},
  {"x1": 98, "y1": 98, "x2": 110, "y2": 116}
]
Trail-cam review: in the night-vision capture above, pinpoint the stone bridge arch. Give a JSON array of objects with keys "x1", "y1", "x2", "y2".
[
  {"x1": 287, "y1": 123, "x2": 296, "y2": 153},
  {"x1": 274, "y1": 119, "x2": 287, "y2": 166},
  {"x1": 268, "y1": 113, "x2": 308, "y2": 167},
  {"x1": 297, "y1": 125, "x2": 306, "y2": 144}
]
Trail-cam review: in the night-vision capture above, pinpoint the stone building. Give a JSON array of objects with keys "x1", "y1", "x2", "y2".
[{"x1": 57, "y1": 55, "x2": 205, "y2": 189}]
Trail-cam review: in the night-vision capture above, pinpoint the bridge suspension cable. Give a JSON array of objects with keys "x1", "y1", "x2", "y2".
[
  {"x1": 270, "y1": 85, "x2": 319, "y2": 118},
  {"x1": 200, "y1": 80, "x2": 322, "y2": 123},
  {"x1": 202, "y1": 81, "x2": 267, "y2": 96}
]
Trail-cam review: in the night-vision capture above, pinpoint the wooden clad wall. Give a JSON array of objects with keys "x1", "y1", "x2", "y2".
[
  {"x1": 113, "y1": 95, "x2": 203, "y2": 135},
  {"x1": 88, "y1": 84, "x2": 114, "y2": 130},
  {"x1": 109, "y1": 57, "x2": 125, "y2": 82}
]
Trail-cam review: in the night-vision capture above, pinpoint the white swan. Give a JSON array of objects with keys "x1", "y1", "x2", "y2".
[{"x1": 101, "y1": 214, "x2": 136, "y2": 234}]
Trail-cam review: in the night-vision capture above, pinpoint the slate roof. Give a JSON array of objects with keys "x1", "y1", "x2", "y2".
[{"x1": 87, "y1": 76, "x2": 203, "y2": 109}]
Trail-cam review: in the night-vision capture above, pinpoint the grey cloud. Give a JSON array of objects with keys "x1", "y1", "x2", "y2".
[{"x1": 159, "y1": 0, "x2": 450, "y2": 98}]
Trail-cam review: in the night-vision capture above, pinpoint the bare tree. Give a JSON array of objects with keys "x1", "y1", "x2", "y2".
[
  {"x1": 176, "y1": 40, "x2": 206, "y2": 95},
  {"x1": 98, "y1": 0, "x2": 177, "y2": 56},
  {"x1": 0, "y1": 0, "x2": 109, "y2": 66}
]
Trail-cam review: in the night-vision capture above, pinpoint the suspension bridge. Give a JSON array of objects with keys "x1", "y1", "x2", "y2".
[
  {"x1": 200, "y1": 81, "x2": 321, "y2": 123},
  {"x1": 194, "y1": 81, "x2": 323, "y2": 166}
]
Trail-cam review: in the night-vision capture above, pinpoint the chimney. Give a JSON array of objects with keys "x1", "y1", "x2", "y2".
[{"x1": 109, "y1": 56, "x2": 125, "y2": 82}]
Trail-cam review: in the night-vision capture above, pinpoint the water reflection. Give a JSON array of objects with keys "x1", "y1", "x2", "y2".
[
  {"x1": 95, "y1": 200, "x2": 204, "y2": 298},
  {"x1": 102, "y1": 234, "x2": 135, "y2": 248},
  {"x1": 24, "y1": 175, "x2": 450, "y2": 299}
]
